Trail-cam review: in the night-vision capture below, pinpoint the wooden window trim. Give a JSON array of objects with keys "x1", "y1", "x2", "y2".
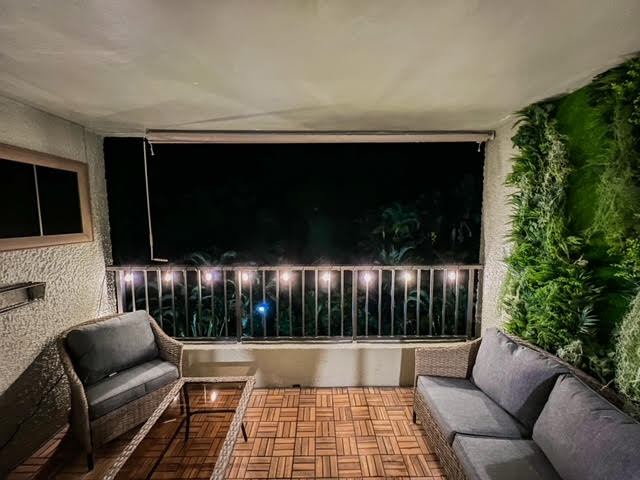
[{"x1": 0, "y1": 142, "x2": 93, "y2": 252}]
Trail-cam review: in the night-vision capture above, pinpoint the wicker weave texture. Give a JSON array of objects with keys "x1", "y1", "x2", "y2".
[{"x1": 414, "y1": 338, "x2": 481, "y2": 381}]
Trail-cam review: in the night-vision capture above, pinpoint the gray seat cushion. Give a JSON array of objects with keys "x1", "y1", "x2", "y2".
[
  {"x1": 471, "y1": 328, "x2": 567, "y2": 430},
  {"x1": 533, "y1": 375, "x2": 640, "y2": 480},
  {"x1": 416, "y1": 375, "x2": 527, "y2": 444},
  {"x1": 66, "y1": 311, "x2": 159, "y2": 385},
  {"x1": 453, "y1": 434, "x2": 561, "y2": 480},
  {"x1": 86, "y1": 358, "x2": 178, "y2": 419}
]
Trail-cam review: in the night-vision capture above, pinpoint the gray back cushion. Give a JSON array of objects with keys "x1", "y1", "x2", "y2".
[
  {"x1": 533, "y1": 375, "x2": 640, "y2": 480},
  {"x1": 471, "y1": 328, "x2": 567, "y2": 430},
  {"x1": 66, "y1": 311, "x2": 159, "y2": 385}
]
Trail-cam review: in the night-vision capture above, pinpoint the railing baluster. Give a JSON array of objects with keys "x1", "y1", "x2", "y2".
[
  {"x1": 288, "y1": 273, "x2": 293, "y2": 337},
  {"x1": 428, "y1": 269, "x2": 434, "y2": 336},
  {"x1": 416, "y1": 269, "x2": 421, "y2": 336},
  {"x1": 403, "y1": 272, "x2": 408, "y2": 336},
  {"x1": 314, "y1": 269, "x2": 318, "y2": 336},
  {"x1": 275, "y1": 271, "x2": 280, "y2": 337},
  {"x1": 340, "y1": 269, "x2": 344, "y2": 337},
  {"x1": 170, "y1": 272, "x2": 176, "y2": 337},
  {"x1": 211, "y1": 272, "x2": 215, "y2": 337},
  {"x1": 130, "y1": 271, "x2": 136, "y2": 312},
  {"x1": 454, "y1": 267, "x2": 460, "y2": 335},
  {"x1": 156, "y1": 269, "x2": 163, "y2": 329},
  {"x1": 248, "y1": 272, "x2": 253, "y2": 337},
  {"x1": 441, "y1": 269, "x2": 447, "y2": 336},
  {"x1": 327, "y1": 272, "x2": 331, "y2": 336},
  {"x1": 223, "y1": 270, "x2": 228, "y2": 337},
  {"x1": 364, "y1": 273, "x2": 369, "y2": 336},
  {"x1": 197, "y1": 270, "x2": 202, "y2": 328},
  {"x1": 352, "y1": 270, "x2": 358, "y2": 341},
  {"x1": 301, "y1": 269, "x2": 305, "y2": 337},
  {"x1": 390, "y1": 270, "x2": 395, "y2": 337},
  {"x1": 235, "y1": 270, "x2": 242, "y2": 341},
  {"x1": 144, "y1": 270, "x2": 149, "y2": 312},
  {"x1": 466, "y1": 268, "x2": 475, "y2": 338},
  {"x1": 183, "y1": 269, "x2": 188, "y2": 336},
  {"x1": 116, "y1": 271, "x2": 124, "y2": 313},
  {"x1": 378, "y1": 269, "x2": 382, "y2": 336}
]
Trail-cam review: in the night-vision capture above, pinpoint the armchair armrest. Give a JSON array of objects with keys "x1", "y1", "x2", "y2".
[
  {"x1": 414, "y1": 338, "x2": 482, "y2": 381},
  {"x1": 149, "y1": 317, "x2": 184, "y2": 375},
  {"x1": 57, "y1": 336, "x2": 92, "y2": 452}
]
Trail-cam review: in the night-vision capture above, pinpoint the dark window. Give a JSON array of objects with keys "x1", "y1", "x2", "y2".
[
  {"x1": 0, "y1": 158, "x2": 40, "y2": 238},
  {"x1": 37, "y1": 166, "x2": 82, "y2": 235}
]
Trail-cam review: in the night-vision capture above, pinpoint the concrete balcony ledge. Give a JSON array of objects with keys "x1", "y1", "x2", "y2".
[{"x1": 183, "y1": 341, "x2": 467, "y2": 387}]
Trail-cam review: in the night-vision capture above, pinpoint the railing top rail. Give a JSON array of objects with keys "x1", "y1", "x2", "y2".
[{"x1": 107, "y1": 264, "x2": 484, "y2": 271}]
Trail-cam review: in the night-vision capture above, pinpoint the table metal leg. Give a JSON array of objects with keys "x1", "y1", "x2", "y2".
[{"x1": 183, "y1": 384, "x2": 191, "y2": 442}]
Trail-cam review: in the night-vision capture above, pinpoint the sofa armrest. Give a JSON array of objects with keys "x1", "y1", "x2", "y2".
[
  {"x1": 414, "y1": 338, "x2": 482, "y2": 381},
  {"x1": 57, "y1": 337, "x2": 92, "y2": 453},
  {"x1": 150, "y1": 317, "x2": 184, "y2": 375}
]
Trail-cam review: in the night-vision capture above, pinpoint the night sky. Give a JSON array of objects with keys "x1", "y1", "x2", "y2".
[{"x1": 104, "y1": 139, "x2": 484, "y2": 265}]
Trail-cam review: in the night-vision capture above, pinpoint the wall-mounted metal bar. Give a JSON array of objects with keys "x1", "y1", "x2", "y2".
[
  {"x1": 390, "y1": 270, "x2": 395, "y2": 336},
  {"x1": 0, "y1": 282, "x2": 46, "y2": 315},
  {"x1": 416, "y1": 269, "x2": 421, "y2": 336}
]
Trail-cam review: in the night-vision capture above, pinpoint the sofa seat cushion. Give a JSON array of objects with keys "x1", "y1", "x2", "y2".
[
  {"x1": 471, "y1": 329, "x2": 568, "y2": 431},
  {"x1": 67, "y1": 311, "x2": 159, "y2": 385},
  {"x1": 416, "y1": 375, "x2": 528, "y2": 444},
  {"x1": 86, "y1": 359, "x2": 179, "y2": 420},
  {"x1": 533, "y1": 374, "x2": 640, "y2": 480},
  {"x1": 453, "y1": 435, "x2": 561, "y2": 480}
]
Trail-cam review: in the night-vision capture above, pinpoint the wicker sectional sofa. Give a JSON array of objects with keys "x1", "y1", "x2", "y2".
[{"x1": 413, "y1": 328, "x2": 640, "y2": 480}]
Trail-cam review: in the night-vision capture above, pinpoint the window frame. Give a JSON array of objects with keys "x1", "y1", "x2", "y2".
[{"x1": 0, "y1": 142, "x2": 93, "y2": 251}]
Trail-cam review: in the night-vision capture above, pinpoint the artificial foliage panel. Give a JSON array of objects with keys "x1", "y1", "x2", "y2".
[{"x1": 503, "y1": 57, "x2": 640, "y2": 404}]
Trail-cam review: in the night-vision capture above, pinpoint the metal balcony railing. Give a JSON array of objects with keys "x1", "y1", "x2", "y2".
[{"x1": 107, "y1": 265, "x2": 483, "y2": 342}]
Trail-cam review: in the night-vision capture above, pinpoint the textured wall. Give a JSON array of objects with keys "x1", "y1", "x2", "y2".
[
  {"x1": 479, "y1": 119, "x2": 518, "y2": 333},
  {"x1": 0, "y1": 96, "x2": 114, "y2": 474}
]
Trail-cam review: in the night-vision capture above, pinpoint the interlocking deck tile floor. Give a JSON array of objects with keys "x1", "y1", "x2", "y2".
[{"x1": 9, "y1": 387, "x2": 445, "y2": 479}]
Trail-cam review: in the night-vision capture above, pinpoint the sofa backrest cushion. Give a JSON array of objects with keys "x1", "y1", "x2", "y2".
[
  {"x1": 471, "y1": 328, "x2": 567, "y2": 431},
  {"x1": 533, "y1": 374, "x2": 640, "y2": 480},
  {"x1": 66, "y1": 311, "x2": 159, "y2": 385}
]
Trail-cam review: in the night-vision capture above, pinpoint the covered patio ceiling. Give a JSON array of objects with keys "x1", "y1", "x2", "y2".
[{"x1": 1, "y1": 0, "x2": 639, "y2": 135}]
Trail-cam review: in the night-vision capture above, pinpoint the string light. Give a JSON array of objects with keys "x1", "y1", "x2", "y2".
[
  {"x1": 281, "y1": 271, "x2": 290, "y2": 282},
  {"x1": 164, "y1": 271, "x2": 173, "y2": 282},
  {"x1": 124, "y1": 272, "x2": 133, "y2": 282},
  {"x1": 448, "y1": 271, "x2": 457, "y2": 281},
  {"x1": 322, "y1": 272, "x2": 331, "y2": 282},
  {"x1": 242, "y1": 272, "x2": 250, "y2": 282},
  {"x1": 363, "y1": 272, "x2": 372, "y2": 284},
  {"x1": 204, "y1": 272, "x2": 213, "y2": 282},
  {"x1": 402, "y1": 271, "x2": 411, "y2": 282},
  {"x1": 210, "y1": 391, "x2": 218, "y2": 402},
  {"x1": 257, "y1": 305, "x2": 266, "y2": 314}
]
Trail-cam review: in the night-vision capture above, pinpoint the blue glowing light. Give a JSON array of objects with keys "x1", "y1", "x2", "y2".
[{"x1": 257, "y1": 305, "x2": 266, "y2": 314}]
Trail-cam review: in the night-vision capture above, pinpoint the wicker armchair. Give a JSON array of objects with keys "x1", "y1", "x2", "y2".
[
  {"x1": 413, "y1": 339, "x2": 481, "y2": 480},
  {"x1": 58, "y1": 313, "x2": 183, "y2": 470}
]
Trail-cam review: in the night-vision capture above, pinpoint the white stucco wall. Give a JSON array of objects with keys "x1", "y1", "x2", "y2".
[
  {"x1": 479, "y1": 119, "x2": 518, "y2": 333},
  {"x1": 0, "y1": 96, "x2": 114, "y2": 473},
  {"x1": 183, "y1": 341, "x2": 464, "y2": 388}
]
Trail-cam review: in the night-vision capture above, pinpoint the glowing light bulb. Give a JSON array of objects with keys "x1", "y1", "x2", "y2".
[
  {"x1": 363, "y1": 272, "x2": 372, "y2": 284},
  {"x1": 210, "y1": 391, "x2": 218, "y2": 402},
  {"x1": 448, "y1": 271, "x2": 457, "y2": 282},
  {"x1": 124, "y1": 273, "x2": 133, "y2": 283},
  {"x1": 258, "y1": 305, "x2": 266, "y2": 314},
  {"x1": 322, "y1": 272, "x2": 331, "y2": 282},
  {"x1": 242, "y1": 272, "x2": 250, "y2": 282},
  {"x1": 281, "y1": 271, "x2": 290, "y2": 282},
  {"x1": 204, "y1": 272, "x2": 213, "y2": 282},
  {"x1": 164, "y1": 272, "x2": 173, "y2": 282},
  {"x1": 402, "y1": 271, "x2": 411, "y2": 282}
]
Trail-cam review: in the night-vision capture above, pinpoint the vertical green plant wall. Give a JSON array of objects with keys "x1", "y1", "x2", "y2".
[{"x1": 503, "y1": 57, "x2": 640, "y2": 401}]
